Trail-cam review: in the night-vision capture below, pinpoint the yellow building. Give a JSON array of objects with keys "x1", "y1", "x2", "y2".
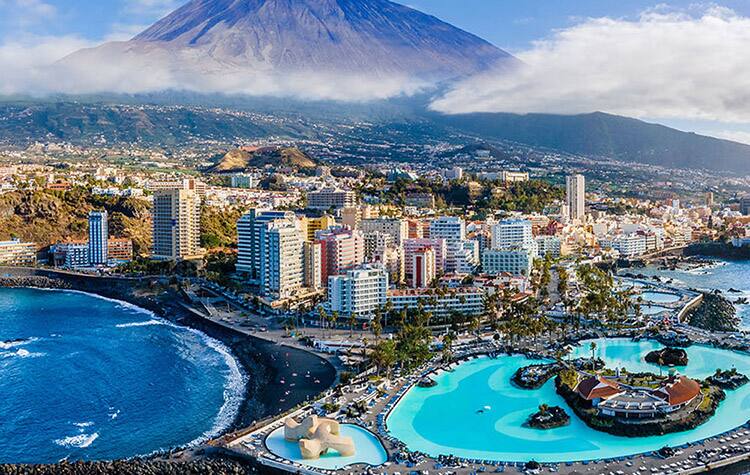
[{"x1": 300, "y1": 215, "x2": 336, "y2": 242}]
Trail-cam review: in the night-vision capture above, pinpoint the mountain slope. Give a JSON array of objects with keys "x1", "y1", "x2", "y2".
[
  {"x1": 130, "y1": 0, "x2": 513, "y2": 78},
  {"x1": 58, "y1": 0, "x2": 515, "y2": 100},
  {"x1": 436, "y1": 111, "x2": 750, "y2": 174}
]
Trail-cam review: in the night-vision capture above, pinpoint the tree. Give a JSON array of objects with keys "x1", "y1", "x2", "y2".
[
  {"x1": 371, "y1": 340, "x2": 398, "y2": 378},
  {"x1": 538, "y1": 403, "x2": 550, "y2": 414},
  {"x1": 348, "y1": 312, "x2": 357, "y2": 338},
  {"x1": 589, "y1": 341, "x2": 597, "y2": 367}
]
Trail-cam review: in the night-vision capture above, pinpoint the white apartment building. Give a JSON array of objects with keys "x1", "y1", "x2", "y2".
[
  {"x1": 364, "y1": 231, "x2": 394, "y2": 261},
  {"x1": 230, "y1": 173, "x2": 257, "y2": 189},
  {"x1": 566, "y1": 174, "x2": 586, "y2": 222},
  {"x1": 446, "y1": 240, "x2": 480, "y2": 274},
  {"x1": 361, "y1": 218, "x2": 408, "y2": 246},
  {"x1": 51, "y1": 242, "x2": 89, "y2": 268},
  {"x1": 491, "y1": 219, "x2": 537, "y2": 256},
  {"x1": 259, "y1": 220, "x2": 305, "y2": 300},
  {"x1": 236, "y1": 209, "x2": 296, "y2": 280},
  {"x1": 151, "y1": 188, "x2": 202, "y2": 261},
  {"x1": 601, "y1": 233, "x2": 647, "y2": 258},
  {"x1": 327, "y1": 265, "x2": 389, "y2": 319},
  {"x1": 0, "y1": 239, "x2": 36, "y2": 266},
  {"x1": 429, "y1": 216, "x2": 465, "y2": 243},
  {"x1": 535, "y1": 235, "x2": 562, "y2": 258},
  {"x1": 388, "y1": 287, "x2": 484, "y2": 319},
  {"x1": 307, "y1": 188, "x2": 357, "y2": 210},
  {"x1": 88, "y1": 210, "x2": 109, "y2": 266},
  {"x1": 482, "y1": 248, "x2": 534, "y2": 276}
]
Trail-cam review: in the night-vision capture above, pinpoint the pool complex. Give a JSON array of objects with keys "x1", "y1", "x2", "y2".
[
  {"x1": 386, "y1": 338, "x2": 750, "y2": 463},
  {"x1": 639, "y1": 291, "x2": 681, "y2": 304},
  {"x1": 265, "y1": 424, "x2": 388, "y2": 470},
  {"x1": 639, "y1": 304, "x2": 671, "y2": 316}
]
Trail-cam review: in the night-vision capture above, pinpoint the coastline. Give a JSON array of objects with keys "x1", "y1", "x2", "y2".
[{"x1": 0, "y1": 267, "x2": 337, "y2": 466}]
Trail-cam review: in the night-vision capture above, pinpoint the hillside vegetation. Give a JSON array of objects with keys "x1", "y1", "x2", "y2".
[{"x1": 0, "y1": 189, "x2": 152, "y2": 255}]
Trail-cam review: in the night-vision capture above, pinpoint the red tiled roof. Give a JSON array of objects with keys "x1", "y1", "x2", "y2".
[
  {"x1": 654, "y1": 376, "x2": 701, "y2": 406},
  {"x1": 576, "y1": 375, "x2": 621, "y2": 400}
]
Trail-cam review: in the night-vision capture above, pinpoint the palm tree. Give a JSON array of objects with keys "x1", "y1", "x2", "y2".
[
  {"x1": 348, "y1": 313, "x2": 357, "y2": 338},
  {"x1": 538, "y1": 403, "x2": 550, "y2": 415},
  {"x1": 589, "y1": 341, "x2": 597, "y2": 368}
]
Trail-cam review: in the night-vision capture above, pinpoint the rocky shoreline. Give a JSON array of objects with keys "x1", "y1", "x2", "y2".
[
  {"x1": 0, "y1": 267, "x2": 336, "y2": 471},
  {"x1": 0, "y1": 457, "x2": 259, "y2": 475}
]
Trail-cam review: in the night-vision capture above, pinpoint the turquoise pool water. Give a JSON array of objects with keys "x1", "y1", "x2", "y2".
[
  {"x1": 640, "y1": 304, "x2": 670, "y2": 316},
  {"x1": 386, "y1": 338, "x2": 750, "y2": 463},
  {"x1": 265, "y1": 423, "x2": 388, "y2": 470},
  {"x1": 640, "y1": 291, "x2": 681, "y2": 304}
]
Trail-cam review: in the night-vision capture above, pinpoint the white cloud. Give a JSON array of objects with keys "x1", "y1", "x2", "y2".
[
  {"x1": 0, "y1": 38, "x2": 430, "y2": 102},
  {"x1": 430, "y1": 7, "x2": 750, "y2": 125},
  {"x1": 0, "y1": 0, "x2": 57, "y2": 28},
  {"x1": 122, "y1": 0, "x2": 178, "y2": 17}
]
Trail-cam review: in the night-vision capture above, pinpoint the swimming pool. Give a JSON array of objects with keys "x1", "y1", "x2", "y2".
[
  {"x1": 265, "y1": 423, "x2": 388, "y2": 470},
  {"x1": 639, "y1": 304, "x2": 671, "y2": 315},
  {"x1": 639, "y1": 291, "x2": 681, "y2": 304},
  {"x1": 386, "y1": 338, "x2": 750, "y2": 463}
]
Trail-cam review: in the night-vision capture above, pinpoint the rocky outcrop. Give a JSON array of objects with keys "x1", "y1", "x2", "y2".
[
  {"x1": 645, "y1": 347, "x2": 689, "y2": 366},
  {"x1": 707, "y1": 370, "x2": 749, "y2": 390},
  {"x1": 527, "y1": 406, "x2": 570, "y2": 430}
]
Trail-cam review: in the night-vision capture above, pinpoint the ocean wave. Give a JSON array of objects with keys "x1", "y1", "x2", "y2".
[
  {"x1": 1, "y1": 348, "x2": 45, "y2": 359},
  {"x1": 115, "y1": 319, "x2": 166, "y2": 328},
  {"x1": 73, "y1": 421, "x2": 94, "y2": 428},
  {"x1": 0, "y1": 337, "x2": 38, "y2": 350},
  {"x1": 11, "y1": 287, "x2": 247, "y2": 449},
  {"x1": 54, "y1": 433, "x2": 99, "y2": 449}
]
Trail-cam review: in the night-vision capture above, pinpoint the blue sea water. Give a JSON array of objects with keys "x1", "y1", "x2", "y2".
[
  {"x1": 0, "y1": 287, "x2": 246, "y2": 463},
  {"x1": 386, "y1": 338, "x2": 750, "y2": 463},
  {"x1": 632, "y1": 259, "x2": 750, "y2": 328}
]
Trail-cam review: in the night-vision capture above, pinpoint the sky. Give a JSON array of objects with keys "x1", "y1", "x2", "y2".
[{"x1": 2, "y1": 0, "x2": 750, "y2": 144}]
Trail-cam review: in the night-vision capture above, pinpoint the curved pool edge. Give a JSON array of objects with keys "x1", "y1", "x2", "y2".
[{"x1": 382, "y1": 338, "x2": 750, "y2": 465}]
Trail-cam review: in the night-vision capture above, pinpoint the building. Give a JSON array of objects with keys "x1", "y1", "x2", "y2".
[
  {"x1": 410, "y1": 247, "x2": 435, "y2": 288},
  {"x1": 107, "y1": 238, "x2": 133, "y2": 262},
  {"x1": 0, "y1": 239, "x2": 37, "y2": 266},
  {"x1": 361, "y1": 218, "x2": 408, "y2": 246},
  {"x1": 404, "y1": 238, "x2": 446, "y2": 282},
  {"x1": 303, "y1": 242, "x2": 322, "y2": 290},
  {"x1": 429, "y1": 216, "x2": 465, "y2": 243},
  {"x1": 230, "y1": 173, "x2": 257, "y2": 189},
  {"x1": 51, "y1": 241, "x2": 89, "y2": 268},
  {"x1": 148, "y1": 178, "x2": 206, "y2": 197},
  {"x1": 236, "y1": 209, "x2": 296, "y2": 280},
  {"x1": 601, "y1": 233, "x2": 647, "y2": 258},
  {"x1": 327, "y1": 265, "x2": 389, "y2": 319},
  {"x1": 741, "y1": 195, "x2": 750, "y2": 216},
  {"x1": 576, "y1": 374, "x2": 701, "y2": 420},
  {"x1": 705, "y1": 192, "x2": 714, "y2": 207},
  {"x1": 491, "y1": 219, "x2": 536, "y2": 254},
  {"x1": 442, "y1": 167, "x2": 463, "y2": 181},
  {"x1": 307, "y1": 188, "x2": 357, "y2": 210},
  {"x1": 482, "y1": 248, "x2": 533, "y2": 276},
  {"x1": 364, "y1": 232, "x2": 394, "y2": 261},
  {"x1": 446, "y1": 240, "x2": 480, "y2": 274},
  {"x1": 535, "y1": 235, "x2": 562, "y2": 258},
  {"x1": 300, "y1": 215, "x2": 336, "y2": 242},
  {"x1": 151, "y1": 188, "x2": 202, "y2": 261},
  {"x1": 259, "y1": 220, "x2": 305, "y2": 300},
  {"x1": 341, "y1": 205, "x2": 378, "y2": 230},
  {"x1": 316, "y1": 227, "x2": 365, "y2": 285},
  {"x1": 88, "y1": 210, "x2": 109, "y2": 266},
  {"x1": 566, "y1": 174, "x2": 586, "y2": 222},
  {"x1": 405, "y1": 193, "x2": 435, "y2": 208},
  {"x1": 388, "y1": 287, "x2": 484, "y2": 319}
]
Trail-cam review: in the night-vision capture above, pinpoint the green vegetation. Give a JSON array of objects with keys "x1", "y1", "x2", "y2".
[
  {"x1": 200, "y1": 205, "x2": 244, "y2": 249},
  {"x1": 367, "y1": 177, "x2": 563, "y2": 214},
  {"x1": 0, "y1": 188, "x2": 151, "y2": 255}
]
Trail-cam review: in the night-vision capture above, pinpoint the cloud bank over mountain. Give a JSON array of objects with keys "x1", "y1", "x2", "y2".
[
  {"x1": 0, "y1": 0, "x2": 512, "y2": 102},
  {"x1": 431, "y1": 7, "x2": 750, "y2": 125}
]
